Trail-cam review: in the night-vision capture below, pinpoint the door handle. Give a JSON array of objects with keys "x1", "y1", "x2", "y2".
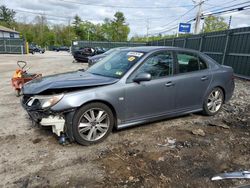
[
  {"x1": 165, "y1": 81, "x2": 174, "y2": 87},
  {"x1": 201, "y1": 76, "x2": 208, "y2": 81}
]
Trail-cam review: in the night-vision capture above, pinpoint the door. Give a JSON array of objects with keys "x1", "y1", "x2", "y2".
[
  {"x1": 124, "y1": 51, "x2": 176, "y2": 122},
  {"x1": 174, "y1": 51, "x2": 212, "y2": 110}
]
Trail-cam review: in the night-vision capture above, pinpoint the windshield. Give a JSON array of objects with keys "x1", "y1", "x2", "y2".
[
  {"x1": 87, "y1": 50, "x2": 145, "y2": 78},
  {"x1": 103, "y1": 48, "x2": 117, "y2": 55}
]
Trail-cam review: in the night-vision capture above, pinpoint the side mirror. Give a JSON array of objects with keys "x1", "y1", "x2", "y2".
[{"x1": 133, "y1": 72, "x2": 151, "y2": 83}]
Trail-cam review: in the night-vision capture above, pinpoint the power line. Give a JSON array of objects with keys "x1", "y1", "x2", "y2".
[
  {"x1": 203, "y1": 0, "x2": 250, "y2": 13},
  {"x1": 204, "y1": 0, "x2": 238, "y2": 9},
  {"x1": 14, "y1": 9, "x2": 71, "y2": 21},
  {"x1": 203, "y1": 4, "x2": 250, "y2": 16},
  {"x1": 57, "y1": 0, "x2": 194, "y2": 9},
  {"x1": 149, "y1": 5, "x2": 198, "y2": 34},
  {"x1": 151, "y1": 4, "x2": 250, "y2": 36}
]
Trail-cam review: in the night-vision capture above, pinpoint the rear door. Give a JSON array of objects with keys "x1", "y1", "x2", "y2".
[
  {"x1": 173, "y1": 51, "x2": 212, "y2": 110},
  {"x1": 124, "y1": 50, "x2": 176, "y2": 122}
]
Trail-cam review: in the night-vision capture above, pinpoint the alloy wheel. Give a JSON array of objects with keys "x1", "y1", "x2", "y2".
[
  {"x1": 78, "y1": 108, "x2": 110, "y2": 141},
  {"x1": 207, "y1": 89, "x2": 223, "y2": 113}
]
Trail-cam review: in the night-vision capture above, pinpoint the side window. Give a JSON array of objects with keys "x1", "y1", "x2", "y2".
[
  {"x1": 177, "y1": 52, "x2": 207, "y2": 73},
  {"x1": 136, "y1": 51, "x2": 173, "y2": 79}
]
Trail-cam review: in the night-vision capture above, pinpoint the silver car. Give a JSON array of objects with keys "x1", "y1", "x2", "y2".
[{"x1": 21, "y1": 46, "x2": 235, "y2": 145}]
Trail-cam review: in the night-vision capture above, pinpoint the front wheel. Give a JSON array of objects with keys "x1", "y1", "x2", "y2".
[
  {"x1": 72, "y1": 102, "x2": 114, "y2": 145},
  {"x1": 202, "y1": 87, "x2": 224, "y2": 116}
]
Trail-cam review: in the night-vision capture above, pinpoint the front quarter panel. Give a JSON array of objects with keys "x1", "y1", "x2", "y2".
[{"x1": 51, "y1": 82, "x2": 126, "y2": 123}]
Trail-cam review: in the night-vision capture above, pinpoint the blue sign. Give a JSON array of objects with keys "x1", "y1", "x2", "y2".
[{"x1": 179, "y1": 23, "x2": 191, "y2": 33}]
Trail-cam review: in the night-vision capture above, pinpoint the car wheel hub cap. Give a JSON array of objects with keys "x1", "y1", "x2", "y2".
[
  {"x1": 78, "y1": 108, "x2": 109, "y2": 141},
  {"x1": 207, "y1": 90, "x2": 223, "y2": 113}
]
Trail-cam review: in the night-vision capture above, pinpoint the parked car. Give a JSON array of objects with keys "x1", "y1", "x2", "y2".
[
  {"x1": 21, "y1": 46, "x2": 234, "y2": 146},
  {"x1": 88, "y1": 47, "x2": 126, "y2": 66},
  {"x1": 53, "y1": 46, "x2": 70, "y2": 52},
  {"x1": 29, "y1": 44, "x2": 45, "y2": 54},
  {"x1": 73, "y1": 47, "x2": 106, "y2": 62}
]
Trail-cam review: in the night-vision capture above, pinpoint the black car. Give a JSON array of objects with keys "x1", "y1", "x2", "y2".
[
  {"x1": 73, "y1": 47, "x2": 106, "y2": 62},
  {"x1": 29, "y1": 44, "x2": 45, "y2": 54},
  {"x1": 88, "y1": 47, "x2": 126, "y2": 66},
  {"x1": 53, "y1": 46, "x2": 70, "y2": 52}
]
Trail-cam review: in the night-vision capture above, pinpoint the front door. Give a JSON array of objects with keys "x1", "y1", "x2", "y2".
[{"x1": 124, "y1": 50, "x2": 176, "y2": 122}]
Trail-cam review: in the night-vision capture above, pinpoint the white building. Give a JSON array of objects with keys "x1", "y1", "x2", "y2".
[{"x1": 0, "y1": 25, "x2": 20, "y2": 38}]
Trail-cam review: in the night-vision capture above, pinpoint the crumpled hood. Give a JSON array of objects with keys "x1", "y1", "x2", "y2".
[{"x1": 22, "y1": 71, "x2": 119, "y2": 95}]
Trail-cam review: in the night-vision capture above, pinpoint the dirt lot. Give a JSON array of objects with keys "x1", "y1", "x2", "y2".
[{"x1": 0, "y1": 52, "x2": 249, "y2": 188}]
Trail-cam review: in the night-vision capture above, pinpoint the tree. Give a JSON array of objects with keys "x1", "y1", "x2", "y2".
[
  {"x1": 72, "y1": 15, "x2": 83, "y2": 39},
  {"x1": 203, "y1": 15, "x2": 228, "y2": 33},
  {"x1": 0, "y1": 5, "x2": 16, "y2": 28},
  {"x1": 2, "y1": 4, "x2": 131, "y2": 47},
  {"x1": 101, "y1": 12, "x2": 130, "y2": 41},
  {"x1": 111, "y1": 12, "x2": 130, "y2": 41}
]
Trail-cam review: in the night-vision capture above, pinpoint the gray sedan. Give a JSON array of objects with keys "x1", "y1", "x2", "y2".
[{"x1": 21, "y1": 46, "x2": 234, "y2": 145}]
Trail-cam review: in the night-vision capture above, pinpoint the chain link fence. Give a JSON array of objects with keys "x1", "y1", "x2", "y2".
[{"x1": 0, "y1": 38, "x2": 26, "y2": 54}]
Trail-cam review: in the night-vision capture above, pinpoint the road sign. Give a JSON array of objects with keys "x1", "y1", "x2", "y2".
[{"x1": 179, "y1": 23, "x2": 191, "y2": 33}]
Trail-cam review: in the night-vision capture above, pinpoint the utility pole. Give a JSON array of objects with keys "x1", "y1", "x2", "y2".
[
  {"x1": 228, "y1": 15, "x2": 232, "y2": 29},
  {"x1": 41, "y1": 13, "x2": 45, "y2": 46},
  {"x1": 146, "y1": 19, "x2": 149, "y2": 42},
  {"x1": 194, "y1": 0, "x2": 204, "y2": 34},
  {"x1": 68, "y1": 18, "x2": 71, "y2": 45}
]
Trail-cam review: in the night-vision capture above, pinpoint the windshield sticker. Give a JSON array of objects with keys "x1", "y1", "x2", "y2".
[
  {"x1": 128, "y1": 56, "x2": 136, "y2": 61},
  {"x1": 115, "y1": 71, "x2": 123, "y2": 76},
  {"x1": 127, "y1": 52, "x2": 143, "y2": 57}
]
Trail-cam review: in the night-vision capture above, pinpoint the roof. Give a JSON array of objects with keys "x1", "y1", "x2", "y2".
[
  {"x1": 120, "y1": 46, "x2": 203, "y2": 54},
  {"x1": 0, "y1": 25, "x2": 19, "y2": 33},
  {"x1": 120, "y1": 46, "x2": 181, "y2": 52}
]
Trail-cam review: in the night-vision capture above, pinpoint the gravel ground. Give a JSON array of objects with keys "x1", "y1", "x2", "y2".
[{"x1": 0, "y1": 52, "x2": 249, "y2": 188}]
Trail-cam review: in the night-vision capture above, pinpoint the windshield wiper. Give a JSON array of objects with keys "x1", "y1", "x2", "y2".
[{"x1": 89, "y1": 72, "x2": 118, "y2": 79}]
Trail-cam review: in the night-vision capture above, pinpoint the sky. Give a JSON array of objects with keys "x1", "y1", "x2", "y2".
[{"x1": 2, "y1": 0, "x2": 250, "y2": 38}]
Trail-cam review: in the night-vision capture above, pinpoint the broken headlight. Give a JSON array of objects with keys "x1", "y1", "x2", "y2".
[{"x1": 27, "y1": 94, "x2": 64, "y2": 109}]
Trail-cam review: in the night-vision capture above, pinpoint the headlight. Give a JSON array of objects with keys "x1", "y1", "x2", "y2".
[{"x1": 27, "y1": 94, "x2": 64, "y2": 109}]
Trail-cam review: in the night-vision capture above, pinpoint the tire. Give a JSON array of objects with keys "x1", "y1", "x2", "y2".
[
  {"x1": 202, "y1": 87, "x2": 224, "y2": 116},
  {"x1": 72, "y1": 102, "x2": 114, "y2": 146}
]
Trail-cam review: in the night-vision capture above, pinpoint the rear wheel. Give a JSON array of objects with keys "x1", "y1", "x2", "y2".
[
  {"x1": 72, "y1": 102, "x2": 114, "y2": 145},
  {"x1": 203, "y1": 87, "x2": 224, "y2": 116}
]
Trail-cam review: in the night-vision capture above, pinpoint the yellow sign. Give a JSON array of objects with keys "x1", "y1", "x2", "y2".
[{"x1": 128, "y1": 56, "x2": 136, "y2": 61}]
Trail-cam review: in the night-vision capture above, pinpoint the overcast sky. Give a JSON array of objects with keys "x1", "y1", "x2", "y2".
[{"x1": 2, "y1": 0, "x2": 250, "y2": 37}]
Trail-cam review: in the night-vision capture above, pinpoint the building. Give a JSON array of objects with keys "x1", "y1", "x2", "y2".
[{"x1": 0, "y1": 25, "x2": 20, "y2": 38}]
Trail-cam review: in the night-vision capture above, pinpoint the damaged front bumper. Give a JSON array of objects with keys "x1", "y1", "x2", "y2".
[
  {"x1": 40, "y1": 116, "x2": 65, "y2": 136},
  {"x1": 21, "y1": 96, "x2": 76, "y2": 142}
]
